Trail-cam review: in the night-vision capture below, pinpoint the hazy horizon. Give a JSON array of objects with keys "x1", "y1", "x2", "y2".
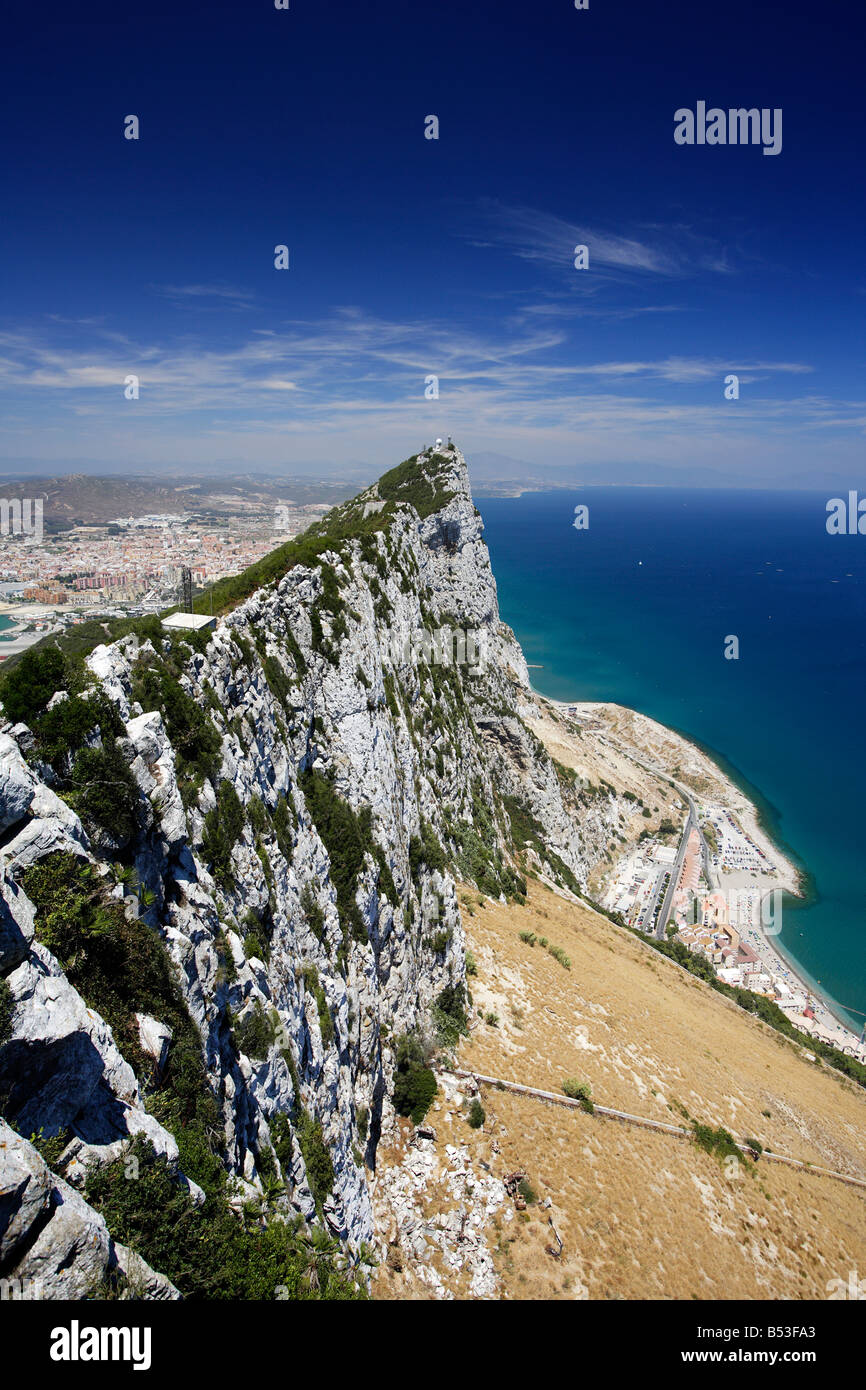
[{"x1": 0, "y1": 449, "x2": 859, "y2": 496}]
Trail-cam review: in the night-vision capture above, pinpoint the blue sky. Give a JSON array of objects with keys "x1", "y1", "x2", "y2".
[{"x1": 1, "y1": 0, "x2": 864, "y2": 484}]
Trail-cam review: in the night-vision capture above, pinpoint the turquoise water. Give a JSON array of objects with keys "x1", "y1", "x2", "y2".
[
  {"x1": 0, "y1": 615, "x2": 15, "y2": 638},
  {"x1": 478, "y1": 487, "x2": 866, "y2": 1033}
]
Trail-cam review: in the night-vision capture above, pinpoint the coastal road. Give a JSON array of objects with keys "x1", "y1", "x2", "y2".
[
  {"x1": 589, "y1": 731, "x2": 713, "y2": 937},
  {"x1": 654, "y1": 801, "x2": 698, "y2": 939},
  {"x1": 609, "y1": 742, "x2": 710, "y2": 937}
]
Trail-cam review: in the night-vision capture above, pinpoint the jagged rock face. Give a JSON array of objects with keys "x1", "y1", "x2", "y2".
[
  {"x1": 0, "y1": 1120, "x2": 179, "y2": 1300},
  {"x1": 0, "y1": 444, "x2": 619, "y2": 1296}
]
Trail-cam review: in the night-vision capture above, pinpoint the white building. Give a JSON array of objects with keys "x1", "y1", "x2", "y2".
[{"x1": 161, "y1": 612, "x2": 216, "y2": 634}]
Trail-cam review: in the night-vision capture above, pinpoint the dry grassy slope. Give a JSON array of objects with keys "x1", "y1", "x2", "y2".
[{"x1": 454, "y1": 882, "x2": 866, "y2": 1299}]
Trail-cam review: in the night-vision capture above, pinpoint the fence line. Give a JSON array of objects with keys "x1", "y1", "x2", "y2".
[{"x1": 447, "y1": 1068, "x2": 866, "y2": 1191}]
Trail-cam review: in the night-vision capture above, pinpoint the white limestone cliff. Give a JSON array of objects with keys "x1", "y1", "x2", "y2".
[{"x1": 0, "y1": 444, "x2": 641, "y2": 1297}]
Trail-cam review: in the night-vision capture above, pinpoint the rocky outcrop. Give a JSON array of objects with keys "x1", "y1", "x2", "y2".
[
  {"x1": 371, "y1": 1071, "x2": 507, "y2": 1298},
  {"x1": 0, "y1": 1120, "x2": 179, "y2": 1300}
]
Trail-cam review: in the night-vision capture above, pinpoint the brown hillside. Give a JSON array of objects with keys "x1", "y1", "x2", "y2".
[{"x1": 374, "y1": 882, "x2": 866, "y2": 1300}]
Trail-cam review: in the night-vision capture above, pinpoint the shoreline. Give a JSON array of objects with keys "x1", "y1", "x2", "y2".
[
  {"x1": 655, "y1": 713, "x2": 812, "y2": 903},
  {"x1": 537, "y1": 691, "x2": 864, "y2": 1058}
]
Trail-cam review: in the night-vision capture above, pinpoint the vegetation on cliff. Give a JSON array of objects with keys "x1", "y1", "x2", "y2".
[
  {"x1": 84, "y1": 1134, "x2": 364, "y2": 1300},
  {"x1": 18, "y1": 853, "x2": 216, "y2": 1132}
]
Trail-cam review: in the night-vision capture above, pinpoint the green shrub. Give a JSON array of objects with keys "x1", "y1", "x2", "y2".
[
  {"x1": 273, "y1": 792, "x2": 296, "y2": 859},
  {"x1": 0, "y1": 646, "x2": 69, "y2": 724},
  {"x1": 262, "y1": 654, "x2": 294, "y2": 708},
  {"x1": 130, "y1": 654, "x2": 222, "y2": 792},
  {"x1": 372, "y1": 846, "x2": 398, "y2": 905},
  {"x1": 392, "y1": 1034, "x2": 437, "y2": 1123},
  {"x1": 300, "y1": 964, "x2": 334, "y2": 1047},
  {"x1": 232, "y1": 999, "x2": 277, "y2": 1061},
  {"x1": 692, "y1": 1121, "x2": 743, "y2": 1165},
  {"x1": 214, "y1": 929, "x2": 237, "y2": 985},
  {"x1": 378, "y1": 672, "x2": 397, "y2": 724},
  {"x1": 562, "y1": 1078, "x2": 594, "y2": 1112},
  {"x1": 295, "y1": 1110, "x2": 335, "y2": 1214},
  {"x1": 377, "y1": 453, "x2": 455, "y2": 520},
  {"x1": 432, "y1": 983, "x2": 468, "y2": 1048},
  {"x1": 247, "y1": 796, "x2": 269, "y2": 836},
  {"x1": 201, "y1": 781, "x2": 245, "y2": 888},
  {"x1": 34, "y1": 692, "x2": 123, "y2": 771},
  {"x1": 450, "y1": 809, "x2": 526, "y2": 901},
  {"x1": 283, "y1": 626, "x2": 307, "y2": 676},
  {"x1": 254, "y1": 1141, "x2": 278, "y2": 1186},
  {"x1": 467, "y1": 1099, "x2": 485, "y2": 1129},
  {"x1": 28, "y1": 1126, "x2": 71, "y2": 1170},
  {"x1": 244, "y1": 932, "x2": 269, "y2": 963},
  {"x1": 270, "y1": 1112, "x2": 294, "y2": 1172},
  {"x1": 68, "y1": 737, "x2": 139, "y2": 846},
  {"x1": 299, "y1": 768, "x2": 373, "y2": 945},
  {"x1": 408, "y1": 819, "x2": 446, "y2": 887},
  {"x1": 553, "y1": 759, "x2": 579, "y2": 789},
  {"x1": 502, "y1": 794, "x2": 580, "y2": 896},
  {"x1": 517, "y1": 1176, "x2": 537, "y2": 1205},
  {"x1": 300, "y1": 885, "x2": 326, "y2": 942},
  {"x1": 233, "y1": 631, "x2": 254, "y2": 666}
]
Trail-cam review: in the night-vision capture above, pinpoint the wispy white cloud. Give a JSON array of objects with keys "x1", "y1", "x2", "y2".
[
  {"x1": 512, "y1": 299, "x2": 688, "y2": 323},
  {"x1": 467, "y1": 200, "x2": 734, "y2": 281},
  {"x1": 150, "y1": 283, "x2": 256, "y2": 308},
  {"x1": 0, "y1": 311, "x2": 858, "y2": 478},
  {"x1": 0, "y1": 316, "x2": 814, "y2": 409}
]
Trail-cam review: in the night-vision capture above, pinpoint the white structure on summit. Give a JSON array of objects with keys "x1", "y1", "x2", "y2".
[{"x1": 162, "y1": 612, "x2": 216, "y2": 633}]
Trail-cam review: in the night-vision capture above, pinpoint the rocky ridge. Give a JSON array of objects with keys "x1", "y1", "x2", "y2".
[{"x1": 0, "y1": 443, "x2": 662, "y2": 1298}]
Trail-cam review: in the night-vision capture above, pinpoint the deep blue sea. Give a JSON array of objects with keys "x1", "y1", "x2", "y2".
[{"x1": 477, "y1": 487, "x2": 866, "y2": 1032}]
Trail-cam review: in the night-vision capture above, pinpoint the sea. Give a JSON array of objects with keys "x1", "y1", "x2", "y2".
[{"x1": 477, "y1": 486, "x2": 866, "y2": 1033}]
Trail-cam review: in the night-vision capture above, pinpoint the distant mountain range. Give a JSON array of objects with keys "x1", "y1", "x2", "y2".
[
  {"x1": 0, "y1": 473, "x2": 355, "y2": 531},
  {"x1": 467, "y1": 452, "x2": 843, "y2": 496}
]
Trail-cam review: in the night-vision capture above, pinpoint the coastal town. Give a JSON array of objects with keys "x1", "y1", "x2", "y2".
[
  {"x1": 0, "y1": 495, "x2": 332, "y2": 661},
  {"x1": 595, "y1": 737, "x2": 866, "y2": 1064},
  {"x1": 539, "y1": 699, "x2": 866, "y2": 1066}
]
